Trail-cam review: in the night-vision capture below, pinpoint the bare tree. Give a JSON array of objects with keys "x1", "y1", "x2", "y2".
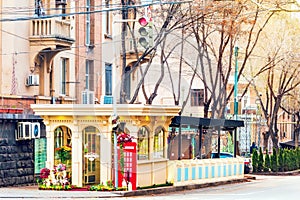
[{"x1": 246, "y1": 8, "x2": 300, "y2": 151}]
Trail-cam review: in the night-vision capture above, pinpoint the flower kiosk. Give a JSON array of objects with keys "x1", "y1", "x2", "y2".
[{"x1": 31, "y1": 104, "x2": 181, "y2": 189}]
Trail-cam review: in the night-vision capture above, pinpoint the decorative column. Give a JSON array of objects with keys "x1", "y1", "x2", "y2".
[
  {"x1": 100, "y1": 124, "x2": 112, "y2": 184},
  {"x1": 71, "y1": 122, "x2": 82, "y2": 187},
  {"x1": 45, "y1": 121, "x2": 54, "y2": 170}
]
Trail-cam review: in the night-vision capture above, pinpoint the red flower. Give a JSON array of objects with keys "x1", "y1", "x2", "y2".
[
  {"x1": 117, "y1": 133, "x2": 133, "y2": 144},
  {"x1": 40, "y1": 168, "x2": 50, "y2": 179}
]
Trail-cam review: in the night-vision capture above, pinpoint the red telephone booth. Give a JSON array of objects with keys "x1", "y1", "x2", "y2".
[{"x1": 117, "y1": 142, "x2": 137, "y2": 190}]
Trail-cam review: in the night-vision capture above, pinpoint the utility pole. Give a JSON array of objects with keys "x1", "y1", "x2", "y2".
[{"x1": 120, "y1": 0, "x2": 128, "y2": 104}]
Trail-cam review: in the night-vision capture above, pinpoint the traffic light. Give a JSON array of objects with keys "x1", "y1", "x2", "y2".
[{"x1": 138, "y1": 16, "x2": 153, "y2": 49}]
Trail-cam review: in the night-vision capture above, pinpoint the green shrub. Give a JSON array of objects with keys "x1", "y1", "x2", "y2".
[
  {"x1": 291, "y1": 151, "x2": 297, "y2": 170},
  {"x1": 283, "y1": 149, "x2": 289, "y2": 171},
  {"x1": 137, "y1": 182, "x2": 173, "y2": 190},
  {"x1": 258, "y1": 147, "x2": 264, "y2": 172},
  {"x1": 278, "y1": 148, "x2": 284, "y2": 172},
  {"x1": 296, "y1": 148, "x2": 300, "y2": 169},
  {"x1": 270, "y1": 147, "x2": 278, "y2": 172},
  {"x1": 264, "y1": 149, "x2": 270, "y2": 172},
  {"x1": 252, "y1": 148, "x2": 258, "y2": 173}
]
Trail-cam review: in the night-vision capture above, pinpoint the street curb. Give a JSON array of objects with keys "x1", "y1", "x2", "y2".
[
  {"x1": 113, "y1": 178, "x2": 249, "y2": 197},
  {"x1": 251, "y1": 169, "x2": 300, "y2": 176}
]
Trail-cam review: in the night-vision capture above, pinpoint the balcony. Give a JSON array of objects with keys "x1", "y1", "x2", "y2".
[{"x1": 29, "y1": 18, "x2": 74, "y2": 50}]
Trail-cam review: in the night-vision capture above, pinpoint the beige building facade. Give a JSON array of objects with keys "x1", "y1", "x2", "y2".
[{"x1": 31, "y1": 104, "x2": 181, "y2": 187}]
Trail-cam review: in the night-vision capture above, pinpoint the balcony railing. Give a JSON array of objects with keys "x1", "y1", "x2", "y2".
[{"x1": 30, "y1": 18, "x2": 71, "y2": 39}]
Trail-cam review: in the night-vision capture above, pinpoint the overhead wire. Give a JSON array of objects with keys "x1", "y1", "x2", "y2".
[
  {"x1": 0, "y1": 0, "x2": 193, "y2": 64},
  {"x1": 0, "y1": 0, "x2": 277, "y2": 61},
  {"x1": 0, "y1": 1, "x2": 192, "y2": 22}
]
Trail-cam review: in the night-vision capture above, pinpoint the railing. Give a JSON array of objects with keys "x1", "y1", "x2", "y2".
[
  {"x1": 136, "y1": 158, "x2": 244, "y2": 188},
  {"x1": 167, "y1": 158, "x2": 244, "y2": 186},
  {"x1": 30, "y1": 18, "x2": 71, "y2": 38}
]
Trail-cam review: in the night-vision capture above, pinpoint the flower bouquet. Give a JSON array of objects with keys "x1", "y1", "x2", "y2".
[
  {"x1": 38, "y1": 164, "x2": 73, "y2": 190},
  {"x1": 55, "y1": 145, "x2": 71, "y2": 164},
  {"x1": 117, "y1": 132, "x2": 134, "y2": 145}
]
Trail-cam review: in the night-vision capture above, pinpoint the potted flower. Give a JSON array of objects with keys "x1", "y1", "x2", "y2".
[{"x1": 55, "y1": 145, "x2": 71, "y2": 164}]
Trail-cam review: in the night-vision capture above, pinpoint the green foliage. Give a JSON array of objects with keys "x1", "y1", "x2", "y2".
[
  {"x1": 283, "y1": 149, "x2": 289, "y2": 171},
  {"x1": 137, "y1": 181, "x2": 173, "y2": 190},
  {"x1": 291, "y1": 151, "x2": 296, "y2": 170},
  {"x1": 222, "y1": 133, "x2": 234, "y2": 154},
  {"x1": 88, "y1": 183, "x2": 127, "y2": 191},
  {"x1": 270, "y1": 147, "x2": 278, "y2": 172},
  {"x1": 296, "y1": 148, "x2": 300, "y2": 169},
  {"x1": 55, "y1": 145, "x2": 72, "y2": 164},
  {"x1": 278, "y1": 148, "x2": 284, "y2": 172},
  {"x1": 264, "y1": 149, "x2": 270, "y2": 172},
  {"x1": 38, "y1": 184, "x2": 75, "y2": 190},
  {"x1": 287, "y1": 150, "x2": 293, "y2": 171},
  {"x1": 252, "y1": 148, "x2": 258, "y2": 173},
  {"x1": 262, "y1": 147, "x2": 300, "y2": 173},
  {"x1": 258, "y1": 147, "x2": 264, "y2": 172}
]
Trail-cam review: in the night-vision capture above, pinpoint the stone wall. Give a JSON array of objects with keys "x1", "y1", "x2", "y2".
[{"x1": 0, "y1": 122, "x2": 34, "y2": 187}]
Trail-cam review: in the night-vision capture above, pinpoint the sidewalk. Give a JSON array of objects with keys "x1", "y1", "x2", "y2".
[
  {"x1": 0, "y1": 178, "x2": 250, "y2": 199},
  {"x1": 2, "y1": 170, "x2": 299, "y2": 198}
]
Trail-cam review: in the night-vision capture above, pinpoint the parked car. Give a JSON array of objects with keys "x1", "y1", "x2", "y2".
[
  {"x1": 240, "y1": 152, "x2": 253, "y2": 174},
  {"x1": 210, "y1": 152, "x2": 253, "y2": 174},
  {"x1": 211, "y1": 152, "x2": 233, "y2": 158}
]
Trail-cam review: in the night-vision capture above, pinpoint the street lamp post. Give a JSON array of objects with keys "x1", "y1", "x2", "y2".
[
  {"x1": 233, "y1": 45, "x2": 239, "y2": 157},
  {"x1": 255, "y1": 98, "x2": 261, "y2": 148},
  {"x1": 234, "y1": 45, "x2": 239, "y2": 120}
]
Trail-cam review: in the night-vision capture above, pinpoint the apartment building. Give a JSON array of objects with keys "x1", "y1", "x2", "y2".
[
  {"x1": 0, "y1": 0, "x2": 104, "y2": 187},
  {"x1": 0, "y1": 0, "x2": 213, "y2": 188}
]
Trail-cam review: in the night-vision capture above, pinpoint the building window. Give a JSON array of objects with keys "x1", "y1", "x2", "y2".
[
  {"x1": 86, "y1": 0, "x2": 91, "y2": 45},
  {"x1": 54, "y1": 126, "x2": 72, "y2": 165},
  {"x1": 105, "y1": 63, "x2": 112, "y2": 95},
  {"x1": 153, "y1": 127, "x2": 165, "y2": 159},
  {"x1": 191, "y1": 89, "x2": 204, "y2": 106},
  {"x1": 85, "y1": 60, "x2": 94, "y2": 91},
  {"x1": 60, "y1": 58, "x2": 69, "y2": 95},
  {"x1": 124, "y1": 66, "x2": 131, "y2": 100},
  {"x1": 138, "y1": 126, "x2": 149, "y2": 160},
  {"x1": 35, "y1": 0, "x2": 45, "y2": 17},
  {"x1": 104, "y1": 0, "x2": 112, "y2": 37},
  {"x1": 85, "y1": 0, "x2": 94, "y2": 46},
  {"x1": 55, "y1": 0, "x2": 67, "y2": 20}
]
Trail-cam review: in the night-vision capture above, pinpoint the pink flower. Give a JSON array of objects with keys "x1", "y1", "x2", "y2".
[{"x1": 56, "y1": 163, "x2": 66, "y2": 172}]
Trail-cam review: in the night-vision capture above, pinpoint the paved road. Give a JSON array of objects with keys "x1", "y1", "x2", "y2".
[
  {"x1": 139, "y1": 175, "x2": 300, "y2": 200},
  {"x1": 0, "y1": 175, "x2": 299, "y2": 199}
]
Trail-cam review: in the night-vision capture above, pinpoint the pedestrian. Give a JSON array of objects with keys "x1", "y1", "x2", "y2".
[{"x1": 250, "y1": 142, "x2": 257, "y2": 154}]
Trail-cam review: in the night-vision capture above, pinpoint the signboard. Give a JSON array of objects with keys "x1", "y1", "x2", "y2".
[
  {"x1": 117, "y1": 142, "x2": 137, "y2": 190},
  {"x1": 34, "y1": 138, "x2": 47, "y2": 174}
]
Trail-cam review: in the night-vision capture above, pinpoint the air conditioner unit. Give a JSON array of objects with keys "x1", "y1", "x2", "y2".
[
  {"x1": 31, "y1": 122, "x2": 40, "y2": 139},
  {"x1": 103, "y1": 96, "x2": 113, "y2": 104},
  {"x1": 82, "y1": 90, "x2": 95, "y2": 104},
  {"x1": 56, "y1": 0, "x2": 67, "y2": 5},
  {"x1": 16, "y1": 122, "x2": 32, "y2": 141},
  {"x1": 26, "y1": 75, "x2": 39, "y2": 86}
]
